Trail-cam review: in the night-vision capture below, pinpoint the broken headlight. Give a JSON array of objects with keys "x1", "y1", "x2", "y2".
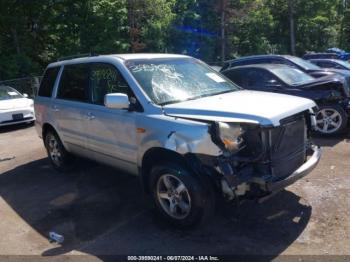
[{"x1": 212, "y1": 122, "x2": 244, "y2": 153}]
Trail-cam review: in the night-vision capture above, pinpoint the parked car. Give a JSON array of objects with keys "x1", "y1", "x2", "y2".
[
  {"x1": 221, "y1": 64, "x2": 350, "y2": 135},
  {"x1": 35, "y1": 54, "x2": 321, "y2": 227},
  {"x1": 309, "y1": 59, "x2": 350, "y2": 71},
  {"x1": 0, "y1": 85, "x2": 35, "y2": 127},
  {"x1": 221, "y1": 54, "x2": 341, "y2": 78},
  {"x1": 303, "y1": 53, "x2": 340, "y2": 60},
  {"x1": 326, "y1": 47, "x2": 350, "y2": 61}
]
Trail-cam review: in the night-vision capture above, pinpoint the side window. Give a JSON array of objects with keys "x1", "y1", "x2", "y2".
[
  {"x1": 38, "y1": 67, "x2": 60, "y2": 97},
  {"x1": 240, "y1": 69, "x2": 261, "y2": 87},
  {"x1": 317, "y1": 61, "x2": 338, "y2": 69},
  {"x1": 260, "y1": 71, "x2": 283, "y2": 88},
  {"x1": 325, "y1": 62, "x2": 337, "y2": 68},
  {"x1": 331, "y1": 62, "x2": 344, "y2": 69},
  {"x1": 57, "y1": 64, "x2": 89, "y2": 102},
  {"x1": 224, "y1": 69, "x2": 244, "y2": 86},
  {"x1": 311, "y1": 61, "x2": 321, "y2": 67},
  {"x1": 90, "y1": 63, "x2": 130, "y2": 105},
  {"x1": 244, "y1": 69, "x2": 278, "y2": 88}
]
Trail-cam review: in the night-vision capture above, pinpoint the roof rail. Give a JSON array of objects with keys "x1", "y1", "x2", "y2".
[{"x1": 57, "y1": 53, "x2": 98, "y2": 61}]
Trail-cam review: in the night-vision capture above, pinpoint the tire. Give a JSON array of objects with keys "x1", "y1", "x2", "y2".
[
  {"x1": 315, "y1": 105, "x2": 348, "y2": 136},
  {"x1": 149, "y1": 162, "x2": 215, "y2": 228},
  {"x1": 44, "y1": 131, "x2": 73, "y2": 172}
]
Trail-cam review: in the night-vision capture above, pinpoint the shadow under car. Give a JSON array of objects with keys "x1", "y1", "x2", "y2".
[{"x1": 0, "y1": 157, "x2": 311, "y2": 257}]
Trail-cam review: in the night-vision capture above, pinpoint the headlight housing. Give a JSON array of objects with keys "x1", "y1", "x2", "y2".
[{"x1": 212, "y1": 122, "x2": 244, "y2": 153}]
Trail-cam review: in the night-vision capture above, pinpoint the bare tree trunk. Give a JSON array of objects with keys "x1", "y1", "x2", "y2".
[
  {"x1": 128, "y1": 0, "x2": 135, "y2": 53},
  {"x1": 11, "y1": 28, "x2": 21, "y2": 55},
  {"x1": 339, "y1": 0, "x2": 348, "y2": 48},
  {"x1": 288, "y1": 0, "x2": 296, "y2": 55},
  {"x1": 220, "y1": 0, "x2": 227, "y2": 63}
]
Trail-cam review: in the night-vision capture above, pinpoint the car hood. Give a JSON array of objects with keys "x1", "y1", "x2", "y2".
[
  {"x1": 299, "y1": 74, "x2": 343, "y2": 87},
  {"x1": 300, "y1": 73, "x2": 350, "y2": 97},
  {"x1": 0, "y1": 98, "x2": 33, "y2": 110},
  {"x1": 163, "y1": 90, "x2": 316, "y2": 126}
]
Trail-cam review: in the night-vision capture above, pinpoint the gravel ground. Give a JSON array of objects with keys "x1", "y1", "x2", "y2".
[{"x1": 0, "y1": 124, "x2": 349, "y2": 259}]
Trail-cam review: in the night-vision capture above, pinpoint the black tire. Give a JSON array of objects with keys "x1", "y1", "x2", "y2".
[
  {"x1": 315, "y1": 105, "x2": 348, "y2": 136},
  {"x1": 44, "y1": 130, "x2": 73, "y2": 172},
  {"x1": 149, "y1": 162, "x2": 215, "y2": 228}
]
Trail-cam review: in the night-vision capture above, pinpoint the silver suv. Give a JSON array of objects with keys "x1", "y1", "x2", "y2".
[{"x1": 35, "y1": 54, "x2": 321, "y2": 227}]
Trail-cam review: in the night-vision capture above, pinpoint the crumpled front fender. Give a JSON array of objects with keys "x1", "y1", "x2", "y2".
[
  {"x1": 137, "y1": 116, "x2": 222, "y2": 167},
  {"x1": 164, "y1": 129, "x2": 221, "y2": 156}
]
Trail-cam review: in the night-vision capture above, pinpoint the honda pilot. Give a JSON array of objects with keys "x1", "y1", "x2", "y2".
[{"x1": 35, "y1": 54, "x2": 322, "y2": 227}]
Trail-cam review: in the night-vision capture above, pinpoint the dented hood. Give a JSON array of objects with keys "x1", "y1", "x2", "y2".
[
  {"x1": 163, "y1": 90, "x2": 316, "y2": 126},
  {"x1": 298, "y1": 74, "x2": 350, "y2": 97}
]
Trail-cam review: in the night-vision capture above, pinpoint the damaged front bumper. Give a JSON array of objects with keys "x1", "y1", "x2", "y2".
[
  {"x1": 216, "y1": 144, "x2": 322, "y2": 201},
  {"x1": 265, "y1": 145, "x2": 321, "y2": 192}
]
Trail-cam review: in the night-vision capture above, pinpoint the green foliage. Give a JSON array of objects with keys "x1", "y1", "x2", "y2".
[{"x1": 0, "y1": 0, "x2": 348, "y2": 80}]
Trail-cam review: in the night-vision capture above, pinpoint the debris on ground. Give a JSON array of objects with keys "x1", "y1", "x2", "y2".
[
  {"x1": 49, "y1": 232, "x2": 64, "y2": 244},
  {"x1": 0, "y1": 156, "x2": 15, "y2": 162}
]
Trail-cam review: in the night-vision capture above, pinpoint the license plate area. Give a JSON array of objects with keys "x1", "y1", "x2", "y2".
[{"x1": 12, "y1": 113, "x2": 23, "y2": 120}]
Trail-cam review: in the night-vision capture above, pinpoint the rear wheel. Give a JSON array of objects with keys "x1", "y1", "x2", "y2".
[
  {"x1": 149, "y1": 162, "x2": 214, "y2": 228},
  {"x1": 315, "y1": 105, "x2": 348, "y2": 135},
  {"x1": 44, "y1": 131, "x2": 72, "y2": 171}
]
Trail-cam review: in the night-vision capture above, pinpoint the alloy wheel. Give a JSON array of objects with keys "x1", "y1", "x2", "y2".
[
  {"x1": 315, "y1": 108, "x2": 342, "y2": 134},
  {"x1": 156, "y1": 174, "x2": 191, "y2": 219}
]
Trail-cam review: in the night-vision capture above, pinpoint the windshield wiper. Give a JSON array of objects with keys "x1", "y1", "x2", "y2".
[{"x1": 159, "y1": 89, "x2": 237, "y2": 106}]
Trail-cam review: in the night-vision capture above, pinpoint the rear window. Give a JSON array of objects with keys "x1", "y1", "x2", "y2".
[
  {"x1": 38, "y1": 67, "x2": 60, "y2": 97},
  {"x1": 57, "y1": 64, "x2": 89, "y2": 102}
]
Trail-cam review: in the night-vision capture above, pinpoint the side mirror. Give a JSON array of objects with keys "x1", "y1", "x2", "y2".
[
  {"x1": 23, "y1": 93, "x2": 29, "y2": 98},
  {"x1": 104, "y1": 93, "x2": 130, "y2": 109}
]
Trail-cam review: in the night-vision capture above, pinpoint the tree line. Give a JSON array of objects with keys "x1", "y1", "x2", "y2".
[{"x1": 1, "y1": 0, "x2": 350, "y2": 80}]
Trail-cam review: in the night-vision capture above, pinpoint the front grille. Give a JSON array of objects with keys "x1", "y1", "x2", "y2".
[
  {"x1": 234, "y1": 112, "x2": 308, "y2": 181},
  {"x1": 269, "y1": 113, "x2": 307, "y2": 180}
]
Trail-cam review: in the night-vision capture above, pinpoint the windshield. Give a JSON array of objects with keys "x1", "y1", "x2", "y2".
[
  {"x1": 125, "y1": 58, "x2": 240, "y2": 105},
  {"x1": 0, "y1": 86, "x2": 23, "y2": 100},
  {"x1": 288, "y1": 56, "x2": 321, "y2": 70},
  {"x1": 271, "y1": 68, "x2": 315, "y2": 85},
  {"x1": 333, "y1": 60, "x2": 350, "y2": 69}
]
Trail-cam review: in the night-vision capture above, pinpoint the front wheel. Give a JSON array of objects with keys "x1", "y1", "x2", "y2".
[
  {"x1": 149, "y1": 163, "x2": 214, "y2": 228},
  {"x1": 315, "y1": 105, "x2": 348, "y2": 135}
]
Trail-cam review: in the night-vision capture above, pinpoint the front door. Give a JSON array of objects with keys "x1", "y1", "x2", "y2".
[{"x1": 85, "y1": 63, "x2": 138, "y2": 174}]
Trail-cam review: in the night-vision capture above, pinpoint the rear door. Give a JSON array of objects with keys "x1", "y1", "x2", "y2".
[
  {"x1": 85, "y1": 63, "x2": 139, "y2": 174},
  {"x1": 52, "y1": 63, "x2": 91, "y2": 156}
]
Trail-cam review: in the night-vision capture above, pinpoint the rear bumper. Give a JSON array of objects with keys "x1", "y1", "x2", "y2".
[{"x1": 266, "y1": 145, "x2": 322, "y2": 192}]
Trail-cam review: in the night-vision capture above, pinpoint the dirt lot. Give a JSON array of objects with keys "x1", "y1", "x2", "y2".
[{"x1": 0, "y1": 124, "x2": 350, "y2": 259}]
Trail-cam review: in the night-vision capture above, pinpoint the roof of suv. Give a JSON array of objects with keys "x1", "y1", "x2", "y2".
[{"x1": 48, "y1": 53, "x2": 190, "y2": 67}]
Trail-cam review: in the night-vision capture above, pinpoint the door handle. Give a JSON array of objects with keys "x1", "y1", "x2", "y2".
[
  {"x1": 86, "y1": 112, "x2": 95, "y2": 120},
  {"x1": 51, "y1": 105, "x2": 59, "y2": 112}
]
